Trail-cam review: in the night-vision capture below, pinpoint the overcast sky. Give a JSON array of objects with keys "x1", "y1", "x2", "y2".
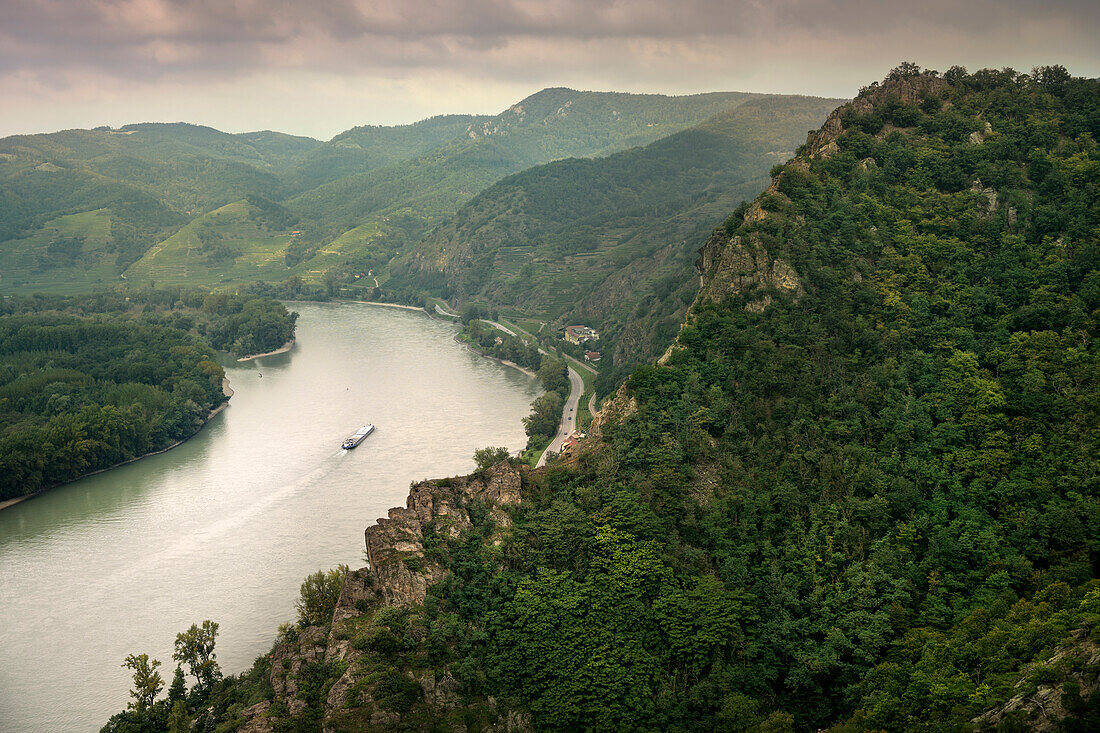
[{"x1": 2, "y1": 0, "x2": 1098, "y2": 140}]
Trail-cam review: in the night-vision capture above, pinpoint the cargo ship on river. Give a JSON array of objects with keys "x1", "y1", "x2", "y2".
[{"x1": 342, "y1": 424, "x2": 375, "y2": 449}]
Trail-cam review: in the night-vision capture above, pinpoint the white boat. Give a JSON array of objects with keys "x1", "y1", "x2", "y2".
[{"x1": 342, "y1": 424, "x2": 375, "y2": 449}]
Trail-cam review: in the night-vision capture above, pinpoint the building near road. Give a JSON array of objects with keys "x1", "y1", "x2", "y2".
[
  {"x1": 565, "y1": 325, "x2": 599, "y2": 344},
  {"x1": 584, "y1": 350, "x2": 601, "y2": 362},
  {"x1": 560, "y1": 429, "x2": 587, "y2": 456}
]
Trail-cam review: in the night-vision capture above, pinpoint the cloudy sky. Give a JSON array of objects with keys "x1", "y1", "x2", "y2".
[{"x1": 2, "y1": 0, "x2": 1098, "y2": 140}]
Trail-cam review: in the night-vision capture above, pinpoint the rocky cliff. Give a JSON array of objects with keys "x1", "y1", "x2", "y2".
[
  {"x1": 975, "y1": 628, "x2": 1100, "y2": 731},
  {"x1": 694, "y1": 73, "x2": 953, "y2": 310},
  {"x1": 239, "y1": 463, "x2": 533, "y2": 733}
]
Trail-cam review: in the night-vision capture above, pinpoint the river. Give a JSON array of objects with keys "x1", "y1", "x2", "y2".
[{"x1": 0, "y1": 302, "x2": 540, "y2": 732}]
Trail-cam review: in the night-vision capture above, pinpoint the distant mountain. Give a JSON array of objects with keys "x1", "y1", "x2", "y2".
[
  {"x1": 0, "y1": 88, "x2": 831, "y2": 296},
  {"x1": 284, "y1": 114, "x2": 492, "y2": 192},
  {"x1": 393, "y1": 94, "x2": 842, "y2": 370},
  {"x1": 281, "y1": 89, "x2": 761, "y2": 259}
]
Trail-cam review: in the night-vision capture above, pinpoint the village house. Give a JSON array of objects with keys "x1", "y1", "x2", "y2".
[
  {"x1": 564, "y1": 325, "x2": 599, "y2": 344},
  {"x1": 584, "y1": 350, "x2": 601, "y2": 362}
]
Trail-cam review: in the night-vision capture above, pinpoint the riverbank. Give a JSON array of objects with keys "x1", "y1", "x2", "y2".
[
  {"x1": 456, "y1": 334, "x2": 540, "y2": 380},
  {"x1": 353, "y1": 300, "x2": 429, "y2": 313},
  {"x1": 0, "y1": 377, "x2": 235, "y2": 512},
  {"x1": 477, "y1": 349, "x2": 538, "y2": 379},
  {"x1": 237, "y1": 340, "x2": 295, "y2": 362}
]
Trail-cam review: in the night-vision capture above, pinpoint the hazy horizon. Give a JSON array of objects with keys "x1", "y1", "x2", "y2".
[
  {"x1": 0, "y1": 85, "x2": 851, "y2": 142},
  {"x1": 2, "y1": 0, "x2": 1097, "y2": 140}
]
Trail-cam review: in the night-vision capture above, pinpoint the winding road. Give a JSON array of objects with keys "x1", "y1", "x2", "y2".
[
  {"x1": 468, "y1": 317, "x2": 586, "y2": 467},
  {"x1": 536, "y1": 365, "x2": 584, "y2": 467},
  {"x1": 446, "y1": 310, "x2": 596, "y2": 467}
]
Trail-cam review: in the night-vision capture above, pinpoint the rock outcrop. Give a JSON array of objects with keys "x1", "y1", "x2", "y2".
[
  {"x1": 974, "y1": 628, "x2": 1100, "y2": 731},
  {"x1": 695, "y1": 74, "x2": 957, "y2": 311},
  {"x1": 250, "y1": 462, "x2": 528, "y2": 732},
  {"x1": 271, "y1": 626, "x2": 328, "y2": 717},
  {"x1": 805, "y1": 73, "x2": 949, "y2": 158},
  {"x1": 695, "y1": 229, "x2": 802, "y2": 309},
  {"x1": 365, "y1": 463, "x2": 522, "y2": 607}
]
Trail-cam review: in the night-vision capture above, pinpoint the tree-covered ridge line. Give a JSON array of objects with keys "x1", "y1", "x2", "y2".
[{"x1": 0, "y1": 290, "x2": 297, "y2": 501}]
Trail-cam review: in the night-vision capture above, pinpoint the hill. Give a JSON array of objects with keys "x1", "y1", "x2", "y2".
[
  {"x1": 284, "y1": 114, "x2": 493, "y2": 192},
  {"x1": 279, "y1": 89, "x2": 761, "y2": 275},
  {"x1": 1, "y1": 89, "x2": 778, "y2": 295},
  {"x1": 394, "y1": 94, "x2": 842, "y2": 371},
  {"x1": 123, "y1": 196, "x2": 304, "y2": 288},
  {"x1": 110, "y1": 64, "x2": 1100, "y2": 733},
  {"x1": 0, "y1": 123, "x2": 320, "y2": 282}
]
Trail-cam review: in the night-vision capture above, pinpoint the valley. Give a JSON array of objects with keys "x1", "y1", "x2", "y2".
[{"x1": 2, "y1": 60, "x2": 1098, "y2": 733}]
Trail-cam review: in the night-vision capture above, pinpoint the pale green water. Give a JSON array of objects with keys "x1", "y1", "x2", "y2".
[{"x1": 0, "y1": 302, "x2": 540, "y2": 732}]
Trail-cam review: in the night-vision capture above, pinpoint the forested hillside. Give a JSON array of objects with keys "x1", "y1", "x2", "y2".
[
  {"x1": 104, "y1": 64, "x2": 1100, "y2": 733},
  {"x1": 0, "y1": 291, "x2": 296, "y2": 500},
  {"x1": 394, "y1": 94, "x2": 841, "y2": 374},
  {"x1": 284, "y1": 115, "x2": 493, "y2": 192},
  {"x1": 1, "y1": 88, "x2": 770, "y2": 296},
  {"x1": 279, "y1": 89, "x2": 761, "y2": 281}
]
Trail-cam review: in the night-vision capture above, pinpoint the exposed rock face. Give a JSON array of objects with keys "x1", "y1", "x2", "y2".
[
  {"x1": 805, "y1": 73, "x2": 949, "y2": 157},
  {"x1": 366, "y1": 463, "x2": 522, "y2": 606},
  {"x1": 971, "y1": 178, "x2": 999, "y2": 215},
  {"x1": 270, "y1": 626, "x2": 328, "y2": 717},
  {"x1": 695, "y1": 230, "x2": 802, "y2": 309},
  {"x1": 236, "y1": 701, "x2": 273, "y2": 733},
  {"x1": 252, "y1": 463, "x2": 527, "y2": 732},
  {"x1": 974, "y1": 629, "x2": 1100, "y2": 731},
  {"x1": 420, "y1": 670, "x2": 462, "y2": 710},
  {"x1": 588, "y1": 385, "x2": 637, "y2": 442}
]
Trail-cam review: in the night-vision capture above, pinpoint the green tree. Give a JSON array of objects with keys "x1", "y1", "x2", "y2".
[
  {"x1": 121, "y1": 653, "x2": 163, "y2": 713},
  {"x1": 167, "y1": 700, "x2": 189, "y2": 733},
  {"x1": 473, "y1": 446, "x2": 510, "y2": 472},
  {"x1": 173, "y1": 620, "x2": 221, "y2": 694},
  {"x1": 537, "y1": 355, "x2": 569, "y2": 394},
  {"x1": 166, "y1": 666, "x2": 186, "y2": 703},
  {"x1": 523, "y1": 391, "x2": 564, "y2": 440},
  {"x1": 460, "y1": 302, "x2": 484, "y2": 324},
  {"x1": 296, "y1": 565, "x2": 349, "y2": 627}
]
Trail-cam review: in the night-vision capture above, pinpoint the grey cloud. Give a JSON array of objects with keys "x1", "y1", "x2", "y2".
[{"x1": 0, "y1": 0, "x2": 1096, "y2": 84}]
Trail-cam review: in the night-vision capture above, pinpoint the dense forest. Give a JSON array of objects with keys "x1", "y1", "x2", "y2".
[{"x1": 0, "y1": 290, "x2": 297, "y2": 500}]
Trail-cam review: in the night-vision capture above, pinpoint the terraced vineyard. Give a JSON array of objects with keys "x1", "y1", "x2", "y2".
[
  {"x1": 124, "y1": 200, "x2": 297, "y2": 287},
  {"x1": 0, "y1": 210, "x2": 121, "y2": 293}
]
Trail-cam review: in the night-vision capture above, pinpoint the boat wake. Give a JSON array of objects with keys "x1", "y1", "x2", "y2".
[{"x1": 108, "y1": 451, "x2": 350, "y2": 583}]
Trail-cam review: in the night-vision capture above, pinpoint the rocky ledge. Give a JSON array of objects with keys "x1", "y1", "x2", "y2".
[{"x1": 240, "y1": 462, "x2": 532, "y2": 733}]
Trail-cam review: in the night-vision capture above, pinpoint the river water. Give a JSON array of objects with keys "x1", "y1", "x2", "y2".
[{"x1": 0, "y1": 302, "x2": 540, "y2": 732}]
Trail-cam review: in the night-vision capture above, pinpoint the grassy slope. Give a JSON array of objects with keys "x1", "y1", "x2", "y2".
[{"x1": 0, "y1": 209, "x2": 121, "y2": 293}]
